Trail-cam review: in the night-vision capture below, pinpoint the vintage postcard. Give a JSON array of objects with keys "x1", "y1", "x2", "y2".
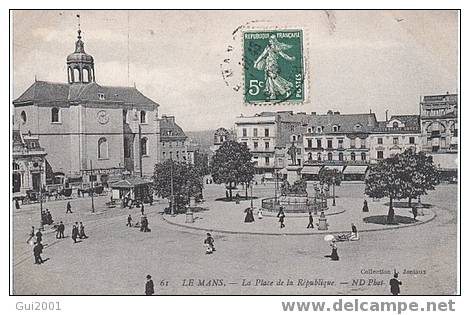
[{"x1": 10, "y1": 10, "x2": 459, "y2": 297}]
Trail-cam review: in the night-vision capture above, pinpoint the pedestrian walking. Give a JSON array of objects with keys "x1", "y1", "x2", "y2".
[
  {"x1": 71, "y1": 223, "x2": 78, "y2": 243},
  {"x1": 307, "y1": 211, "x2": 314, "y2": 229},
  {"x1": 350, "y1": 223, "x2": 359, "y2": 240},
  {"x1": 412, "y1": 206, "x2": 418, "y2": 221},
  {"x1": 390, "y1": 272, "x2": 402, "y2": 295},
  {"x1": 79, "y1": 222, "x2": 88, "y2": 239},
  {"x1": 277, "y1": 207, "x2": 286, "y2": 229},
  {"x1": 33, "y1": 241, "x2": 44, "y2": 264},
  {"x1": 257, "y1": 208, "x2": 263, "y2": 219},
  {"x1": 127, "y1": 214, "x2": 133, "y2": 227},
  {"x1": 46, "y1": 210, "x2": 53, "y2": 225},
  {"x1": 141, "y1": 203, "x2": 145, "y2": 216},
  {"x1": 362, "y1": 200, "x2": 369, "y2": 212},
  {"x1": 204, "y1": 233, "x2": 215, "y2": 254},
  {"x1": 26, "y1": 226, "x2": 35, "y2": 244},
  {"x1": 58, "y1": 221, "x2": 65, "y2": 239},
  {"x1": 66, "y1": 201, "x2": 73, "y2": 214},
  {"x1": 145, "y1": 275, "x2": 154, "y2": 295},
  {"x1": 35, "y1": 230, "x2": 43, "y2": 243}
]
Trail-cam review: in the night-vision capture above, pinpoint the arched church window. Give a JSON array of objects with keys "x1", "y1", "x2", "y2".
[
  {"x1": 140, "y1": 111, "x2": 147, "y2": 124},
  {"x1": 20, "y1": 111, "x2": 27, "y2": 124},
  {"x1": 98, "y1": 137, "x2": 108, "y2": 159},
  {"x1": 141, "y1": 137, "x2": 148, "y2": 156},
  {"x1": 51, "y1": 107, "x2": 60, "y2": 123}
]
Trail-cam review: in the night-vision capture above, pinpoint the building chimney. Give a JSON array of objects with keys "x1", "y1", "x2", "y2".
[
  {"x1": 327, "y1": 110, "x2": 333, "y2": 115},
  {"x1": 385, "y1": 110, "x2": 389, "y2": 121},
  {"x1": 311, "y1": 112, "x2": 316, "y2": 115}
]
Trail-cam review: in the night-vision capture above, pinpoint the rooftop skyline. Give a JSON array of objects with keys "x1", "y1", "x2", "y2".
[{"x1": 12, "y1": 10, "x2": 458, "y2": 131}]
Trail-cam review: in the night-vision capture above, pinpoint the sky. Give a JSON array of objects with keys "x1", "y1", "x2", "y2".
[{"x1": 12, "y1": 10, "x2": 458, "y2": 131}]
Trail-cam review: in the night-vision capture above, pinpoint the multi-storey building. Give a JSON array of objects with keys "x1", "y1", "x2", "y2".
[
  {"x1": 235, "y1": 113, "x2": 278, "y2": 173},
  {"x1": 301, "y1": 111, "x2": 377, "y2": 180},
  {"x1": 12, "y1": 129, "x2": 47, "y2": 194},
  {"x1": 159, "y1": 115, "x2": 192, "y2": 163},
  {"x1": 13, "y1": 29, "x2": 160, "y2": 182},
  {"x1": 420, "y1": 93, "x2": 458, "y2": 153},
  {"x1": 369, "y1": 115, "x2": 422, "y2": 163}
]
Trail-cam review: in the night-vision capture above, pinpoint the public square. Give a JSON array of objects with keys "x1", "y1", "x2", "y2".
[{"x1": 12, "y1": 182, "x2": 458, "y2": 295}]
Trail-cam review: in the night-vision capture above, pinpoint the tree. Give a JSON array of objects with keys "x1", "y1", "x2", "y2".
[
  {"x1": 210, "y1": 140, "x2": 255, "y2": 200},
  {"x1": 194, "y1": 150, "x2": 210, "y2": 177},
  {"x1": 399, "y1": 149, "x2": 440, "y2": 207},
  {"x1": 365, "y1": 155, "x2": 408, "y2": 224},
  {"x1": 318, "y1": 168, "x2": 342, "y2": 205},
  {"x1": 153, "y1": 160, "x2": 203, "y2": 211}
]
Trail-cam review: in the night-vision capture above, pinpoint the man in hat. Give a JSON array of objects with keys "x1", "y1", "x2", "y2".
[
  {"x1": 145, "y1": 275, "x2": 154, "y2": 295},
  {"x1": 307, "y1": 212, "x2": 314, "y2": 229},
  {"x1": 58, "y1": 221, "x2": 65, "y2": 239},
  {"x1": 71, "y1": 223, "x2": 79, "y2": 243},
  {"x1": 33, "y1": 241, "x2": 44, "y2": 264},
  {"x1": 35, "y1": 230, "x2": 43, "y2": 244},
  {"x1": 127, "y1": 214, "x2": 133, "y2": 227},
  {"x1": 66, "y1": 201, "x2": 73, "y2": 214},
  {"x1": 389, "y1": 272, "x2": 402, "y2": 295}
]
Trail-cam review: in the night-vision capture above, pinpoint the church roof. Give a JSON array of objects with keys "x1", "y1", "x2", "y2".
[{"x1": 13, "y1": 81, "x2": 158, "y2": 108}]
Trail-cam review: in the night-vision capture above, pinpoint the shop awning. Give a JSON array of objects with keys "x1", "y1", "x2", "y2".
[
  {"x1": 110, "y1": 177, "x2": 152, "y2": 189},
  {"x1": 301, "y1": 166, "x2": 322, "y2": 175},
  {"x1": 323, "y1": 165, "x2": 344, "y2": 173},
  {"x1": 343, "y1": 165, "x2": 368, "y2": 175}
]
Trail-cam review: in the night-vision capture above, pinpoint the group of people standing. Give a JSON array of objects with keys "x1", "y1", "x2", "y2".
[{"x1": 71, "y1": 222, "x2": 88, "y2": 243}]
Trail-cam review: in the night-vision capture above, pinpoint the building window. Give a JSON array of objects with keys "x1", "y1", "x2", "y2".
[
  {"x1": 338, "y1": 139, "x2": 343, "y2": 149},
  {"x1": 13, "y1": 162, "x2": 20, "y2": 170},
  {"x1": 51, "y1": 107, "x2": 60, "y2": 123},
  {"x1": 350, "y1": 139, "x2": 356, "y2": 148},
  {"x1": 140, "y1": 111, "x2": 147, "y2": 124},
  {"x1": 98, "y1": 137, "x2": 108, "y2": 159},
  {"x1": 316, "y1": 139, "x2": 322, "y2": 148},
  {"x1": 242, "y1": 128, "x2": 247, "y2": 137},
  {"x1": 317, "y1": 126, "x2": 322, "y2": 133},
  {"x1": 241, "y1": 142, "x2": 247, "y2": 147},
  {"x1": 392, "y1": 122, "x2": 399, "y2": 128},
  {"x1": 333, "y1": 125, "x2": 339, "y2": 132},
  {"x1": 361, "y1": 152, "x2": 366, "y2": 161},
  {"x1": 265, "y1": 128, "x2": 270, "y2": 137},
  {"x1": 377, "y1": 138, "x2": 383, "y2": 145},
  {"x1": 377, "y1": 151, "x2": 384, "y2": 159},
  {"x1": 20, "y1": 111, "x2": 27, "y2": 124},
  {"x1": 292, "y1": 135, "x2": 296, "y2": 142},
  {"x1": 354, "y1": 124, "x2": 362, "y2": 131},
  {"x1": 307, "y1": 139, "x2": 312, "y2": 148},
  {"x1": 351, "y1": 152, "x2": 356, "y2": 161},
  {"x1": 307, "y1": 128, "x2": 312, "y2": 133},
  {"x1": 327, "y1": 139, "x2": 333, "y2": 149},
  {"x1": 162, "y1": 152, "x2": 166, "y2": 159},
  {"x1": 265, "y1": 156, "x2": 270, "y2": 165},
  {"x1": 98, "y1": 93, "x2": 105, "y2": 100},
  {"x1": 339, "y1": 153, "x2": 344, "y2": 161},
  {"x1": 393, "y1": 137, "x2": 399, "y2": 145},
  {"x1": 253, "y1": 128, "x2": 258, "y2": 137},
  {"x1": 124, "y1": 138, "x2": 131, "y2": 158},
  {"x1": 141, "y1": 137, "x2": 148, "y2": 156},
  {"x1": 253, "y1": 142, "x2": 258, "y2": 149},
  {"x1": 317, "y1": 153, "x2": 322, "y2": 161},
  {"x1": 409, "y1": 137, "x2": 415, "y2": 144},
  {"x1": 265, "y1": 142, "x2": 270, "y2": 149},
  {"x1": 327, "y1": 152, "x2": 333, "y2": 160},
  {"x1": 308, "y1": 152, "x2": 313, "y2": 160},
  {"x1": 360, "y1": 139, "x2": 366, "y2": 149}
]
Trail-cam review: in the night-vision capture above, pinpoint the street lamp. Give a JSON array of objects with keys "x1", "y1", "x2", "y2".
[{"x1": 332, "y1": 174, "x2": 336, "y2": 206}]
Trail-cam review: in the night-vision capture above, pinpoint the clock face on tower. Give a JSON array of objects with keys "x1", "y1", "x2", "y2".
[{"x1": 97, "y1": 110, "x2": 110, "y2": 125}]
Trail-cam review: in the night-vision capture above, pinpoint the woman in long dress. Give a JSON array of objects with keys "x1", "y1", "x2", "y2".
[
  {"x1": 330, "y1": 240, "x2": 339, "y2": 261},
  {"x1": 244, "y1": 207, "x2": 255, "y2": 223},
  {"x1": 254, "y1": 35, "x2": 296, "y2": 100}
]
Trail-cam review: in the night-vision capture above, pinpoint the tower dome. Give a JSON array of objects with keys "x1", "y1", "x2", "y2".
[{"x1": 66, "y1": 29, "x2": 95, "y2": 84}]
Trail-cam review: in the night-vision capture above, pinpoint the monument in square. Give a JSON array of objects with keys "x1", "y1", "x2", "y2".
[{"x1": 286, "y1": 142, "x2": 302, "y2": 185}]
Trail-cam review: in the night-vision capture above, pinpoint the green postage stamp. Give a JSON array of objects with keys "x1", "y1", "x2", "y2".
[{"x1": 243, "y1": 29, "x2": 305, "y2": 104}]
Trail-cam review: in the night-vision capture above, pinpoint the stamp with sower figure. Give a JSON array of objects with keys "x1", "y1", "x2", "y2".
[{"x1": 243, "y1": 29, "x2": 305, "y2": 104}]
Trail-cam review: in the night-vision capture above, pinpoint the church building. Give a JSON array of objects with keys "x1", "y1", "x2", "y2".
[{"x1": 13, "y1": 28, "x2": 160, "y2": 183}]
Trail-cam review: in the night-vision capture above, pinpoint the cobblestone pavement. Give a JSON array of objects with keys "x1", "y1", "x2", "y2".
[{"x1": 11, "y1": 183, "x2": 458, "y2": 295}]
